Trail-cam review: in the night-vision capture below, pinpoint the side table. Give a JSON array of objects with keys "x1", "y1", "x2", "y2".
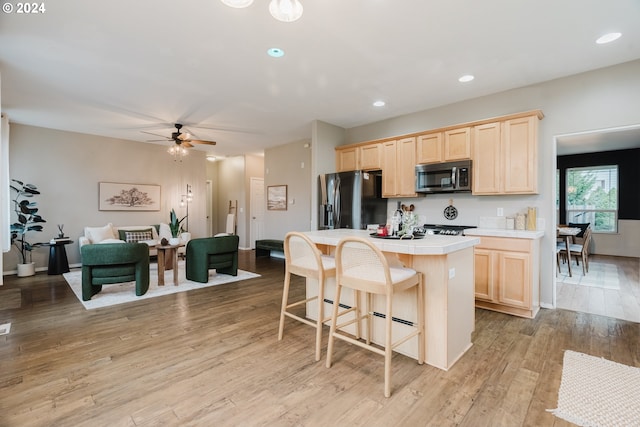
[
  {"x1": 43, "y1": 239, "x2": 74, "y2": 275},
  {"x1": 156, "y1": 243, "x2": 184, "y2": 286}
]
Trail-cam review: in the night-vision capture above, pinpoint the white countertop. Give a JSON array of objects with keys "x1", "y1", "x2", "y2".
[
  {"x1": 304, "y1": 229, "x2": 480, "y2": 255},
  {"x1": 464, "y1": 228, "x2": 545, "y2": 239}
]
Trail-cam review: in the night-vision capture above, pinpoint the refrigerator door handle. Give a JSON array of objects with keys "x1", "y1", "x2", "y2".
[{"x1": 334, "y1": 179, "x2": 341, "y2": 229}]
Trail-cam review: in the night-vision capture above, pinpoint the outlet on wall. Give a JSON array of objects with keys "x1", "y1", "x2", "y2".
[{"x1": 497, "y1": 207, "x2": 504, "y2": 216}]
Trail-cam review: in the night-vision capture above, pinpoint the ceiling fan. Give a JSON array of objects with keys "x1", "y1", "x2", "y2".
[{"x1": 142, "y1": 123, "x2": 216, "y2": 148}]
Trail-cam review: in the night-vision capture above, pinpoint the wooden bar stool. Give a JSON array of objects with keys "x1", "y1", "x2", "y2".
[
  {"x1": 326, "y1": 236, "x2": 425, "y2": 397},
  {"x1": 278, "y1": 232, "x2": 336, "y2": 362}
]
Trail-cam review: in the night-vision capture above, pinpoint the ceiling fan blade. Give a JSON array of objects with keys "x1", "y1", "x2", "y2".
[
  {"x1": 178, "y1": 132, "x2": 191, "y2": 141},
  {"x1": 189, "y1": 139, "x2": 217, "y2": 146},
  {"x1": 141, "y1": 130, "x2": 169, "y2": 139},
  {"x1": 181, "y1": 141, "x2": 194, "y2": 148}
]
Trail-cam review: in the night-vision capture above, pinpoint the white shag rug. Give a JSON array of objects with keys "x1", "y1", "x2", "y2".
[
  {"x1": 64, "y1": 261, "x2": 260, "y2": 310},
  {"x1": 549, "y1": 350, "x2": 640, "y2": 426}
]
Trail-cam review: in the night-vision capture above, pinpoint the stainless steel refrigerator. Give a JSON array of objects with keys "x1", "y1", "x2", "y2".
[{"x1": 318, "y1": 170, "x2": 387, "y2": 230}]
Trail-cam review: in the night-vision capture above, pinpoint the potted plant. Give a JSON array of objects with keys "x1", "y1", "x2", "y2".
[
  {"x1": 10, "y1": 179, "x2": 46, "y2": 277},
  {"x1": 168, "y1": 209, "x2": 186, "y2": 245}
]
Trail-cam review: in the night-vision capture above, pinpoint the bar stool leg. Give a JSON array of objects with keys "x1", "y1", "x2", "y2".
[
  {"x1": 384, "y1": 292, "x2": 393, "y2": 398},
  {"x1": 278, "y1": 267, "x2": 292, "y2": 341},
  {"x1": 326, "y1": 282, "x2": 343, "y2": 369},
  {"x1": 314, "y1": 272, "x2": 325, "y2": 362}
]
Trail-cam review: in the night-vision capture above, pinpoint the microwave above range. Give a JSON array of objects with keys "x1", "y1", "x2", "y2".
[{"x1": 415, "y1": 160, "x2": 472, "y2": 194}]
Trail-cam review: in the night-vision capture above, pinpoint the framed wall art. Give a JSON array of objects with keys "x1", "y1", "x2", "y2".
[
  {"x1": 99, "y1": 182, "x2": 161, "y2": 211},
  {"x1": 267, "y1": 185, "x2": 287, "y2": 211}
]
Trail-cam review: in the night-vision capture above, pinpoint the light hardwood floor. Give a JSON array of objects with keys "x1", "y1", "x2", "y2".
[
  {"x1": 557, "y1": 254, "x2": 640, "y2": 323},
  {"x1": 1, "y1": 251, "x2": 639, "y2": 427}
]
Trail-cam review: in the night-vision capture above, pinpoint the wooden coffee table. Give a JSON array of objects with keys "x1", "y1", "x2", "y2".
[{"x1": 156, "y1": 243, "x2": 184, "y2": 286}]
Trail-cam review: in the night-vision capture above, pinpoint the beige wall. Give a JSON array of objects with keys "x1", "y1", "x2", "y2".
[
  {"x1": 3, "y1": 124, "x2": 208, "y2": 272},
  {"x1": 264, "y1": 140, "x2": 312, "y2": 238}
]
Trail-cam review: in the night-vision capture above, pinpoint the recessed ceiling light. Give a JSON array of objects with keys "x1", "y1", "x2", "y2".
[
  {"x1": 206, "y1": 156, "x2": 217, "y2": 162},
  {"x1": 373, "y1": 100, "x2": 386, "y2": 107},
  {"x1": 596, "y1": 32, "x2": 622, "y2": 44},
  {"x1": 458, "y1": 75, "x2": 475, "y2": 83},
  {"x1": 267, "y1": 47, "x2": 284, "y2": 58}
]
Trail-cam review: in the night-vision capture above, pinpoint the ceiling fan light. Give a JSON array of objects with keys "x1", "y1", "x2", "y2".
[
  {"x1": 269, "y1": 0, "x2": 303, "y2": 22},
  {"x1": 221, "y1": 0, "x2": 254, "y2": 8}
]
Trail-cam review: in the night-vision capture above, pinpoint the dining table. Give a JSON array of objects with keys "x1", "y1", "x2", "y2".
[{"x1": 557, "y1": 226, "x2": 582, "y2": 277}]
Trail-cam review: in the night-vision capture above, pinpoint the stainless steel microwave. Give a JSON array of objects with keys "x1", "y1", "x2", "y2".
[{"x1": 415, "y1": 160, "x2": 472, "y2": 193}]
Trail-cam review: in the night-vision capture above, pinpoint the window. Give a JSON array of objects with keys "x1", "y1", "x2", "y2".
[{"x1": 566, "y1": 165, "x2": 618, "y2": 232}]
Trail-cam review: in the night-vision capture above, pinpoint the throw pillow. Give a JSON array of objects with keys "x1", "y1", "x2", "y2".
[
  {"x1": 124, "y1": 231, "x2": 154, "y2": 243},
  {"x1": 118, "y1": 228, "x2": 153, "y2": 241},
  {"x1": 85, "y1": 223, "x2": 116, "y2": 243}
]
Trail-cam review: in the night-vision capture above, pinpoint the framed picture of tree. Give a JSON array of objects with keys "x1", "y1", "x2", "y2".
[{"x1": 99, "y1": 182, "x2": 161, "y2": 211}]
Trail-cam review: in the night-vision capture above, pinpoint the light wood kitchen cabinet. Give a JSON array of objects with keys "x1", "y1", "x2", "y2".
[
  {"x1": 382, "y1": 137, "x2": 417, "y2": 198},
  {"x1": 416, "y1": 132, "x2": 442, "y2": 164},
  {"x1": 336, "y1": 143, "x2": 381, "y2": 171},
  {"x1": 472, "y1": 114, "x2": 539, "y2": 195},
  {"x1": 473, "y1": 236, "x2": 540, "y2": 318},
  {"x1": 444, "y1": 127, "x2": 472, "y2": 161},
  {"x1": 417, "y1": 128, "x2": 471, "y2": 164},
  {"x1": 335, "y1": 146, "x2": 358, "y2": 172},
  {"x1": 359, "y1": 143, "x2": 381, "y2": 170}
]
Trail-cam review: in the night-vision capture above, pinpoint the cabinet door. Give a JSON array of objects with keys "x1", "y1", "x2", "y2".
[
  {"x1": 502, "y1": 116, "x2": 538, "y2": 194},
  {"x1": 396, "y1": 137, "x2": 417, "y2": 197},
  {"x1": 444, "y1": 127, "x2": 471, "y2": 161},
  {"x1": 472, "y1": 122, "x2": 502, "y2": 194},
  {"x1": 381, "y1": 140, "x2": 397, "y2": 197},
  {"x1": 416, "y1": 132, "x2": 442, "y2": 164},
  {"x1": 474, "y1": 249, "x2": 495, "y2": 301},
  {"x1": 497, "y1": 251, "x2": 531, "y2": 309},
  {"x1": 359, "y1": 143, "x2": 381, "y2": 170},
  {"x1": 336, "y1": 147, "x2": 358, "y2": 172}
]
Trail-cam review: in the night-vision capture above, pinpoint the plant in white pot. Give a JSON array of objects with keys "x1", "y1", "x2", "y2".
[
  {"x1": 168, "y1": 209, "x2": 186, "y2": 245},
  {"x1": 10, "y1": 179, "x2": 46, "y2": 277}
]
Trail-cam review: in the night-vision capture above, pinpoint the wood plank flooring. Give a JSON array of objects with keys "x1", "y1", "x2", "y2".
[{"x1": 1, "y1": 251, "x2": 639, "y2": 427}]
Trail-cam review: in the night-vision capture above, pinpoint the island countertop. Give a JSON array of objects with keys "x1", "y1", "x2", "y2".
[{"x1": 303, "y1": 229, "x2": 480, "y2": 255}]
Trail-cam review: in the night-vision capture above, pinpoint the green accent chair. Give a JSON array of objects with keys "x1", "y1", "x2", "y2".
[
  {"x1": 186, "y1": 235, "x2": 239, "y2": 283},
  {"x1": 81, "y1": 243, "x2": 150, "y2": 301}
]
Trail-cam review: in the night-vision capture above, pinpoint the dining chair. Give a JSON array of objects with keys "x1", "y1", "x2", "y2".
[
  {"x1": 560, "y1": 227, "x2": 592, "y2": 275},
  {"x1": 326, "y1": 236, "x2": 425, "y2": 397},
  {"x1": 278, "y1": 232, "x2": 336, "y2": 362}
]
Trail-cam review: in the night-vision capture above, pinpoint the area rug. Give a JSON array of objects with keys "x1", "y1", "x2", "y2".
[
  {"x1": 549, "y1": 350, "x2": 640, "y2": 426},
  {"x1": 64, "y1": 261, "x2": 260, "y2": 310}
]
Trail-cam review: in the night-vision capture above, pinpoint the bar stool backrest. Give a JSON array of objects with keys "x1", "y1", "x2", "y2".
[{"x1": 336, "y1": 237, "x2": 391, "y2": 294}]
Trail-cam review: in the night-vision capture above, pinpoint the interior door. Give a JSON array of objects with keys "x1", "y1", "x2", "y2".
[{"x1": 250, "y1": 177, "x2": 265, "y2": 249}]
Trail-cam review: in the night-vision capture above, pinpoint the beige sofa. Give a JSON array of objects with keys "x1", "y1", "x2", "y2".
[{"x1": 78, "y1": 223, "x2": 190, "y2": 257}]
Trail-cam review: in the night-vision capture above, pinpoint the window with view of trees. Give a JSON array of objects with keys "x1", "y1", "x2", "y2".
[{"x1": 566, "y1": 165, "x2": 618, "y2": 232}]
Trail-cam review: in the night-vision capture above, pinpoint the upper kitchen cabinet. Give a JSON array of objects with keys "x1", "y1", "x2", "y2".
[
  {"x1": 472, "y1": 112, "x2": 542, "y2": 195},
  {"x1": 335, "y1": 143, "x2": 382, "y2": 172},
  {"x1": 335, "y1": 146, "x2": 358, "y2": 172},
  {"x1": 359, "y1": 143, "x2": 382, "y2": 170},
  {"x1": 382, "y1": 137, "x2": 417, "y2": 198},
  {"x1": 416, "y1": 128, "x2": 471, "y2": 164},
  {"x1": 444, "y1": 127, "x2": 472, "y2": 161}
]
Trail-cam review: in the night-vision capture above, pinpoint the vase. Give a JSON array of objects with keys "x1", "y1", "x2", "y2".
[
  {"x1": 17, "y1": 262, "x2": 36, "y2": 277},
  {"x1": 169, "y1": 237, "x2": 181, "y2": 246}
]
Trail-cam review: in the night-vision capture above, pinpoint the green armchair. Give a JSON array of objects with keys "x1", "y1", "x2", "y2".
[
  {"x1": 186, "y1": 235, "x2": 239, "y2": 283},
  {"x1": 81, "y1": 243, "x2": 150, "y2": 301}
]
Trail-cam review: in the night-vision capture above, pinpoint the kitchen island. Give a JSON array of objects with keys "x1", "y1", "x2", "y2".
[{"x1": 302, "y1": 229, "x2": 480, "y2": 371}]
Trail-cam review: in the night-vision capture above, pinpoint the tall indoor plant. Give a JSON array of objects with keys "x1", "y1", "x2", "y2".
[{"x1": 10, "y1": 179, "x2": 46, "y2": 276}]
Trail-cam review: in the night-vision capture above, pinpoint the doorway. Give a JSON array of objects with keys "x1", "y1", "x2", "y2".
[
  {"x1": 554, "y1": 124, "x2": 640, "y2": 322},
  {"x1": 249, "y1": 177, "x2": 265, "y2": 249}
]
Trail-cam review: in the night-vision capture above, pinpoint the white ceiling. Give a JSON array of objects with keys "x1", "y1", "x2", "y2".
[{"x1": 1, "y1": 0, "x2": 640, "y2": 158}]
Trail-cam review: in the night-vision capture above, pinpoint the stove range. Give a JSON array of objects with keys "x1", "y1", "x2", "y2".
[{"x1": 420, "y1": 224, "x2": 476, "y2": 236}]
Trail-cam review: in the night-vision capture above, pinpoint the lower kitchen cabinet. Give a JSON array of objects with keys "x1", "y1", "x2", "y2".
[{"x1": 473, "y1": 235, "x2": 541, "y2": 318}]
